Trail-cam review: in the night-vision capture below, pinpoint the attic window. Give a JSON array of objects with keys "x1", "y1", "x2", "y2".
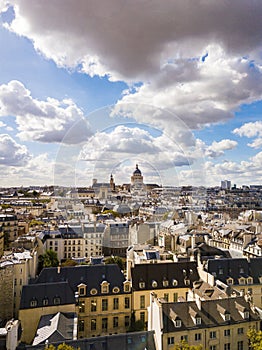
[
  {"x1": 112, "y1": 287, "x2": 120, "y2": 294},
  {"x1": 247, "y1": 277, "x2": 253, "y2": 284},
  {"x1": 195, "y1": 317, "x2": 201, "y2": 325},
  {"x1": 225, "y1": 313, "x2": 231, "y2": 321},
  {"x1": 101, "y1": 281, "x2": 109, "y2": 294},
  {"x1": 184, "y1": 279, "x2": 190, "y2": 286},
  {"x1": 139, "y1": 281, "x2": 145, "y2": 289},
  {"x1": 174, "y1": 319, "x2": 182, "y2": 328},
  {"x1": 244, "y1": 311, "x2": 249, "y2": 319},
  {"x1": 78, "y1": 283, "x2": 87, "y2": 296},
  {"x1": 172, "y1": 279, "x2": 178, "y2": 286},
  {"x1": 152, "y1": 280, "x2": 158, "y2": 288},
  {"x1": 42, "y1": 298, "x2": 48, "y2": 306},
  {"x1": 53, "y1": 296, "x2": 61, "y2": 305},
  {"x1": 227, "y1": 278, "x2": 234, "y2": 285},
  {"x1": 30, "y1": 299, "x2": 38, "y2": 307},
  {"x1": 90, "y1": 288, "x2": 97, "y2": 295},
  {"x1": 239, "y1": 277, "x2": 246, "y2": 285},
  {"x1": 163, "y1": 280, "x2": 169, "y2": 287},
  {"x1": 124, "y1": 281, "x2": 131, "y2": 292}
]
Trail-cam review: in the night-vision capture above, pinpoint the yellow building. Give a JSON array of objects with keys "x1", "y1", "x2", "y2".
[
  {"x1": 131, "y1": 261, "x2": 200, "y2": 326},
  {"x1": 19, "y1": 264, "x2": 131, "y2": 344},
  {"x1": 148, "y1": 293, "x2": 261, "y2": 350}
]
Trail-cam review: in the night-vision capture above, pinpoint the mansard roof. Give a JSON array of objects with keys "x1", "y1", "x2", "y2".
[{"x1": 131, "y1": 261, "x2": 200, "y2": 290}]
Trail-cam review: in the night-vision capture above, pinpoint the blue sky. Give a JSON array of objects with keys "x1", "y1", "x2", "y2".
[{"x1": 0, "y1": 1, "x2": 261, "y2": 188}]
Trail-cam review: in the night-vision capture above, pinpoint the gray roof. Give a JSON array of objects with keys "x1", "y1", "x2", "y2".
[
  {"x1": 131, "y1": 261, "x2": 200, "y2": 290},
  {"x1": 162, "y1": 296, "x2": 260, "y2": 333},
  {"x1": 32, "y1": 312, "x2": 76, "y2": 346}
]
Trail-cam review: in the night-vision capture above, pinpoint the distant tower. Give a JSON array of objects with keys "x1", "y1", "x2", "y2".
[
  {"x1": 110, "y1": 174, "x2": 115, "y2": 191},
  {"x1": 221, "y1": 180, "x2": 231, "y2": 190}
]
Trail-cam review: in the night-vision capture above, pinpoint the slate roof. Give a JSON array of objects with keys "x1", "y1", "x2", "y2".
[
  {"x1": 18, "y1": 330, "x2": 156, "y2": 350},
  {"x1": 206, "y1": 258, "x2": 262, "y2": 284},
  {"x1": 131, "y1": 261, "x2": 200, "y2": 290},
  {"x1": 34, "y1": 264, "x2": 127, "y2": 296},
  {"x1": 161, "y1": 296, "x2": 260, "y2": 333},
  {"x1": 32, "y1": 312, "x2": 76, "y2": 346},
  {"x1": 20, "y1": 281, "x2": 75, "y2": 309}
]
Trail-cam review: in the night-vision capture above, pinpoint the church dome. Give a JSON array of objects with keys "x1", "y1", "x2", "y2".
[{"x1": 133, "y1": 164, "x2": 142, "y2": 175}]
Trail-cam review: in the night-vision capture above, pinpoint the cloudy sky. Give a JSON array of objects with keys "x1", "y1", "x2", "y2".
[{"x1": 0, "y1": 0, "x2": 261, "y2": 188}]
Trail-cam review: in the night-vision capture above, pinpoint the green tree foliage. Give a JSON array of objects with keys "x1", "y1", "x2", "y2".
[
  {"x1": 104, "y1": 256, "x2": 125, "y2": 270},
  {"x1": 173, "y1": 340, "x2": 202, "y2": 350},
  {"x1": 46, "y1": 343, "x2": 79, "y2": 350},
  {"x1": 61, "y1": 259, "x2": 78, "y2": 267},
  {"x1": 128, "y1": 311, "x2": 145, "y2": 332},
  {"x1": 38, "y1": 250, "x2": 59, "y2": 273},
  {"x1": 247, "y1": 328, "x2": 262, "y2": 350}
]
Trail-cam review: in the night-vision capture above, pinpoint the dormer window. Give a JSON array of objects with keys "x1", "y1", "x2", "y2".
[
  {"x1": 53, "y1": 296, "x2": 61, "y2": 305},
  {"x1": 30, "y1": 299, "x2": 37, "y2": 307},
  {"x1": 247, "y1": 277, "x2": 253, "y2": 285},
  {"x1": 101, "y1": 281, "x2": 109, "y2": 294},
  {"x1": 78, "y1": 283, "x2": 87, "y2": 296},
  {"x1": 172, "y1": 279, "x2": 178, "y2": 286},
  {"x1": 239, "y1": 277, "x2": 246, "y2": 285},
  {"x1": 112, "y1": 286, "x2": 120, "y2": 294},
  {"x1": 225, "y1": 313, "x2": 231, "y2": 321},
  {"x1": 174, "y1": 319, "x2": 182, "y2": 328},
  {"x1": 184, "y1": 278, "x2": 190, "y2": 286},
  {"x1": 219, "y1": 268, "x2": 224, "y2": 275},
  {"x1": 42, "y1": 298, "x2": 48, "y2": 306},
  {"x1": 152, "y1": 280, "x2": 158, "y2": 288},
  {"x1": 227, "y1": 277, "x2": 234, "y2": 285},
  {"x1": 139, "y1": 281, "x2": 145, "y2": 289},
  {"x1": 123, "y1": 281, "x2": 131, "y2": 292},
  {"x1": 163, "y1": 279, "x2": 169, "y2": 287},
  {"x1": 195, "y1": 317, "x2": 202, "y2": 325},
  {"x1": 244, "y1": 311, "x2": 249, "y2": 319}
]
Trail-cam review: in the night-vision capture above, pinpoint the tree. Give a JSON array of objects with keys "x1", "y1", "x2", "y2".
[
  {"x1": 173, "y1": 341, "x2": 202, "y2": 350},
  {"x1": 104, "y1": 256, "x2": 125, "y2": 270},
  {"x1": 247, "y1": 328, "x2": 262, "y2": 350},
  {"x1": 46, "y1": 343, "x2": 79, "y2": 350},
  {"x1": 38, "y1": 250, "x2": 59, "y2": 273},
  {"x1": 128, "y1": 311, "x2": 145, "y2": 332}
]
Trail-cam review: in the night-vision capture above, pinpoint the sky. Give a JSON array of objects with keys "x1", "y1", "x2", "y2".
[{"x1": 0, "y1": 0, "x2": 261, "y2": 188}]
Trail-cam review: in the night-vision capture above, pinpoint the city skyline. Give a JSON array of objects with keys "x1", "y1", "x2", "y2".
[{"x1": 0, "y1": 1, "x2": 261, "y2": 188}]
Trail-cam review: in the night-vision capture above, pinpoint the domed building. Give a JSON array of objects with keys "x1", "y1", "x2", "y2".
[{"x1": 131, "y1": 164, "x2": 143, "y2": 187}]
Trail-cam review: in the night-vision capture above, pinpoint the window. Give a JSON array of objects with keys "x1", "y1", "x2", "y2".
[
  {"x1": 113, "y1": 298, "x2": 119, "y2": 310},
  {"x1": 124, "y1": 282, "x2": 131, "y2": 292},
  {"x1": 210, "y1": 331, "x2": 216, "y2": 339},
  {"x1": 78, "y1": 320, "x2": 84, "y2": 332},
  {"x1": 237, "y1": 341, "x2": 244, "y2": 350},
  {"x1": 79, "y1": 301, "x2": 85, "y2": 313},
  {"x1": 173, "y1": 293, "x2": 178, "y2": 302},
  {"x1": 219, "y1": 268, "x2": 223, "y2": 275},
  {"x1": 91, "y1": 300, "x2": 97, "y2": 312},
  {"x1": 225, "y1": 313, "x2": 231, "y2": 321},
  {"x1": 42, "y1": 298, "x2": 48, "y2": 306},
  {"x1": 163, "y1": 293, "x2": 169, "y2": 302},
  {"x1": 247, "y1": 277, "x2": 253, "y2": 284},
  {"x1": 172, "y1": 279, "x2": 178, "y2": 286},
  {"x1": 163, "y1": 280, "x2": 169, "y2": 287},
  {"x1": 195, "y1": 317, "x2": 201, "y2": 325},
  {"x1": 102, "y1": 299, "x2": 108, "y2": 311},
  {"x1": 112, "y1": 287, "x2": 120, "y2": 294},
  {"x1": 125, "y1": 297, "x2": 130, "y2": 309},
  {"x1": 168, "y1": 337, "x2": 174, "y2": 345},
  {"x1": 101, "y1": 281, "x2": 109, "y2": 294},
  {"x1": 30, "y1": 299, "x2": 37, "y2": 307},
  {"x1": 139, "y1": 281, "x2": 145, "y2": 289},
  {"x1": 181, "y1": 335, "x2": 188, "y2": 342},
  {"x1": 113, "y1": 316, "x2": 118, "y2": 328},
  {"x1": 140, "y1": 295, "x2": 145, "y2": 309},
  {"x1": 244, "y1": 311, "x2": 249, "y2": 319},
  {"x1": 102, "y1": 318, "x2": 108, "y2": 331},
  {"x1": 224, "y1": 329, "x2": 230, "y2": 336},
  {"x1": 184, "y1": 279, "x2": 190, "y2": 286},
  {"x1": 224, "y1": 344, "x2": 230, "y2": 350},
  {"x1": 91, "y1": 319, "x2": 96, "y2": 331},
  {"x1": 175, "y1": 319, "x2": 181, "y2": 328},
  {"x1": 125, "y1": 316, "x2": 130, "y2": 327},
  {"x1": 79, "y1": 287, "x2": 85, "y2": 296},
  {"x1": 53, "y1": 297, "x2": 60, "y2": 305},
  {"x1": 152, "y1": 280, "x2": 158, "y2": 288},
  {"x1": 90, "y1": 288, "x2": 97, "y2": 295},
  {"x1": 210, "y1": 346, "x2": 216, "y2": 350},
  {"x1": 195, "y1": 333, "x2": 201, "y2": 341},
  {"x1": 140, "y1": 312, "x2": 145, "y2": 324},
  {"x1": 238, "y1": 327, "x2": 244, "y2": 334}
]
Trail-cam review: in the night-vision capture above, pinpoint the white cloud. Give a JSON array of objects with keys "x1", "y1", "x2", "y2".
[
  {"x1": 1, "y1": 2, "x2": 261, "y2": 136},
  {"x1": 205, "y1": 139, "x2": 238, "y2": 158},
  {"x1": 233, "y1": 121, "x2": 262, "y2": 149},
  {"x1": 0, "y1": 133, "x2": 30, "y2": 166},
  {"x1": 0, "y1": 80, "x2": 92, "y2": 144}
]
